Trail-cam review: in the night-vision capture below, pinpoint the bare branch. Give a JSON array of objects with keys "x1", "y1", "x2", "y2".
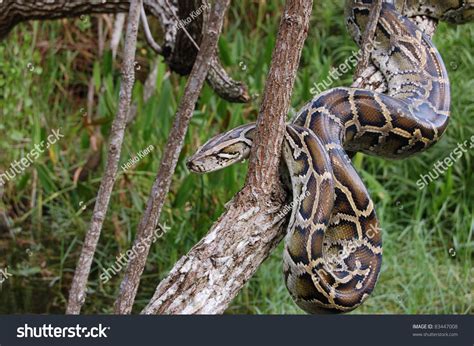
[
  {"x1": 164, "y1": 0, "x2": 251, "y2": 102},
  {"x1": 66, "y1": 0, "x2": 143, "y2": 315},
  {"x1": 0, "y1": 0, "x2": 250, "y2": 103},
  {"x1": 142, "y1": 0, "x2": 313, "y2": 315},
  {"x1": 141, "y1": 4, "x2": 162, "y2": 54},
  {"x1": 206, "y1": 56, "x2": 251, "y2": 103},
  {"x1": 113, "y1": 0, "x2": 232, "y2": 315},
  {"x1": 110, "y1": 14, "x2": 126, "y2": 59}
]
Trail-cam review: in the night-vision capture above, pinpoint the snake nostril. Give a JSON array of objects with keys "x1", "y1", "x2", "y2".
[{"x1": 186, "y1": 160, "x2": 194, "y2": 171}]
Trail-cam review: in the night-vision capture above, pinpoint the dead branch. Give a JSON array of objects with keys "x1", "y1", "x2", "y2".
[
  {"x1": 141, "y1": 0, "x2": 313, "y2": 315},
  {"x1": 110, "y1": 14, "x2": 126, "y2": 59},
  {"x1": 206, "y1": 56, "x2": 251, "y2": 103},
  {"x1": 113, "y1": 0, "x2": 232, "y2": 314},
  {"x1": 66, "y1": 0, "x2": 143, "y2": 315},
  {"x1": 0, "y1": 0, "x2": 249, "y2": 103},
  {"x1": 140, "y1": 4, "x2": 162, "y2": 54}
]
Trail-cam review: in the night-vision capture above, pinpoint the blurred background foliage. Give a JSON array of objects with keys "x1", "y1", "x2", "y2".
[{"x1": 0, "y1": 0, "x2": 472, "y2": 314}]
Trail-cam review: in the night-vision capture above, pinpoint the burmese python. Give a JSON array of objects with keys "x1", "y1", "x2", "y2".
[{"x1": 187, "y1": 0, "x2": 472, "y2": 313}]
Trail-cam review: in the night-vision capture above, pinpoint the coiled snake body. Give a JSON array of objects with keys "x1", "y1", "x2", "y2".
[{"x1": 187, "y1": 0, "x2": 472, "y2": 313}]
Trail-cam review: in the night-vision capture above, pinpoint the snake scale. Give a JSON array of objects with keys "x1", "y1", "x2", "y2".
[{"x1": 187, "y1": 0, "x2": 473, "y2": 313}]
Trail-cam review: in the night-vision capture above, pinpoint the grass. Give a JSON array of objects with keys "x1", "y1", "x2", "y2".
[{"x1": 0, "y1": 1, "x2": 472, "y2": 314}]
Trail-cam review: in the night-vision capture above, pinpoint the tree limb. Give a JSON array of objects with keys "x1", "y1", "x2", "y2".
[
  {"x1": 141, "y1": 4, "x2": 163, "y2": 54},
  {"x1": 142, "y1": 0, "x2": 313, "y2": 315},
  {"x1": 110, "y1": 13, "x2": 126, "y2": 59},
  {"x1": 164, "y1": 0, "x2": 251, "y2": 103},
  {"x1": 206, "y1": 56, "x2": 251, "y2": 103},
  {"x1": 66, "y1": 0, "x2": 143, "y2": 315},
  {"x1": 113, "y1": 0, "x2": 232, "y2": 315},
  {"x1": 0, "y1": 0, "x2": 249, "y2": 103}
]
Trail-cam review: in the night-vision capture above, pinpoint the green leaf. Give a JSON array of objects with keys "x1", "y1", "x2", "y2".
[
  {"x1": 173, "y1": 174, "x2": 195, "y2": 208},
  {"x1": 218, "y1": 38, "x2": 232, "y2": 66}
]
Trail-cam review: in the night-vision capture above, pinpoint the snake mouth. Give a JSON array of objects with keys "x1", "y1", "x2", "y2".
[
  {"x1": 186, "y1": 156, "x2": 210, "y2": 174},
  {"x1": 186, "y1": 158, "x2": 201, "y2": 173}
]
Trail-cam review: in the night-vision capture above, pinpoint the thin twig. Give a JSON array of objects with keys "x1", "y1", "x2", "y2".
[
  {"x1": 110, "y1": 13, "x2": 126, "y2": 59},
  {"x1": 66, "y1": 0, "x2": 143, "y2": 315},
  {"x1": 113, "y1": 0, "x2": 232, "y2": 315},
  {"x1": 141, "y1": 3, "x2": 162, "y2": 54}
]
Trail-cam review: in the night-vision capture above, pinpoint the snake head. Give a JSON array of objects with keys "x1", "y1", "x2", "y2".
[{"x1": 186, "y1": 124, "x2": 256, "y2": 173}]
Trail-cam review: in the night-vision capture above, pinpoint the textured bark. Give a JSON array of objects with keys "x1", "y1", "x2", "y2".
[
  {"x1": 142, "y1": 0, "x2": 313, "y2": 315},
  {"x1": 66, "y1": 0, "x2": 143, "y2": 315},
  {"x1": 206, "y1": 56, "x2": 251, "y2": 103},
  {"x1": 114, "y1": 0, "x2": 232, "y2": 315},
  {"x1": 0, "y1": 0, "x2": 249, "y2": 103},
  {"x1": 0, "y1": 0, "x2": 160, "y2": 40}
]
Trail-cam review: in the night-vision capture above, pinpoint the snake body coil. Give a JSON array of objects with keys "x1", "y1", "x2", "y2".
[{"x1": 187, "y1": 1, "x2": 471, "y2": 313}]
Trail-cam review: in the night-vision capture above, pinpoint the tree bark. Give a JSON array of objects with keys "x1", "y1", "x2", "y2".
[
  {"x1": 0, "y1": 0, "x2": 249, "y2": 103},
  {"x1": 142, "y1": 0, "x2": 313, "y2": 315},
  {"x1": 66, "y1": 0, "x2": 143, "y2": 315},
  {"x1": 114, "y1": 0, "x2": 232, "y2": 314}
]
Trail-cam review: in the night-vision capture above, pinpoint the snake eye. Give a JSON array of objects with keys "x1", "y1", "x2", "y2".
[{"x1": 216, "y1": 152, "x2": 239, "y2": 159}]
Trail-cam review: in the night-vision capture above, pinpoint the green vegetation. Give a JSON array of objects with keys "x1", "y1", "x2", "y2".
[{"x1": 0, "y1": 1, "x2": 472, "y2": 314}]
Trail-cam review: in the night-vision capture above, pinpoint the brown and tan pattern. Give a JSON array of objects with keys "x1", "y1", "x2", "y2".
[
  {"x1": 394, "y1": 0, "x2": 474, "y2": 24},
  {"x1": 186, "y1": 0, "x2": 472, "y2": 313}
]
